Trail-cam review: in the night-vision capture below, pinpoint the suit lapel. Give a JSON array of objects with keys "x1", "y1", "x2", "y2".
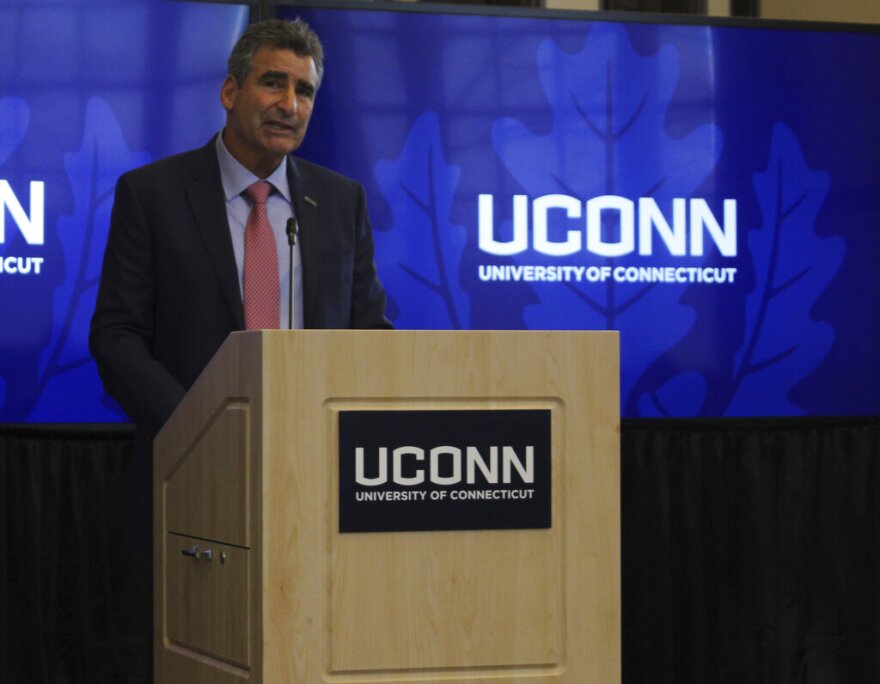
[
  {"x1": 287, "y1": 156, "x2": 321, "y2": 327},
  {"x1": 186, "y1": 139, "x2": 245, "y2": 330}
]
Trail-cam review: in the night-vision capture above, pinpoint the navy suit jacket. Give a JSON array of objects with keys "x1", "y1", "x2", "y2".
[{"x1": 90, "y1": 137, "x2": 390, "y2": 439}]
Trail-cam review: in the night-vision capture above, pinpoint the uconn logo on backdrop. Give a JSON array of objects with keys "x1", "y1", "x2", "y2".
[
  {"x1": 0, "y1": 180, "x2": 46, "y2": 277},
  {"x1": 477, "y1": 194, "x2": 738, "y2": 285}
]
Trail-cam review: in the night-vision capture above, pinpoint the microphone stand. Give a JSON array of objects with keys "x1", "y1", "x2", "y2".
[{"x1": 285, "y1": 217, "x2": 299, "y2": 330}]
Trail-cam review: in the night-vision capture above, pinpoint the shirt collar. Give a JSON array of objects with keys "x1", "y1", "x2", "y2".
[{"x1": 215, "y1": 131, "x2": 291, "y2": 203}]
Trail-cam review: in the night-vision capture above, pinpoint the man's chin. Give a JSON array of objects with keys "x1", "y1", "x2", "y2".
[{"x1": 262, "y1": 136, "x2": 301, "y2": 156}]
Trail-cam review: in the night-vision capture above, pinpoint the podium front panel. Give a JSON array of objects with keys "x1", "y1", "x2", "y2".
[{"x1": 327, "y1": 399, "x2": 563, "y2": 675}]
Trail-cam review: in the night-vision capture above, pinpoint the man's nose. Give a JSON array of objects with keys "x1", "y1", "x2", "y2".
[{"x1": 278, "y1": 87, "x2": 297, "y2": 115}]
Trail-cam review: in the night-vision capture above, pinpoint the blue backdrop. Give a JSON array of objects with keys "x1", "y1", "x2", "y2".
[
  {"x1": 0, "y1": 0, "x2": 877, "y2": 421},
  {"x1": 283, "y1": 2, "x2": 880, "y2": 419},
  {"x1": 0, "y1": 0, "x2": 248, "y2": 422}
]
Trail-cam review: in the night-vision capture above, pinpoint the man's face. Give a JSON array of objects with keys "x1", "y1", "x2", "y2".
[{"x1": 220, "y1": 47, "x2": 318, "y2": 178}]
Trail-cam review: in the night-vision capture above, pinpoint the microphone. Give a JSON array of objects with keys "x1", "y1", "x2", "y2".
[
  {"x1": 285, "y1": 217, "x2": 299, "y2": 330},
  {"x1": 285, "y1": 217, "x2": 298, "y2": 246}
]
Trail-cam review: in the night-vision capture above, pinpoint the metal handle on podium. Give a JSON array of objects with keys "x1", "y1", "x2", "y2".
[{"x1": 181, "y1": 545, "x2": 213, "y2": 561}]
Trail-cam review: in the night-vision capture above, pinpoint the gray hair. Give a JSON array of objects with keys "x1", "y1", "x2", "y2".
[{"x1": 227, "y1": 18, "x2": 324, "y2": 88}]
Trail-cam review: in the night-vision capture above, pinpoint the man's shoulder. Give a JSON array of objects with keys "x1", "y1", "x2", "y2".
[
  {"x1": 122, "y1": 138, "x2": 217, "y2": 185},
  {"x1": 290, "y1": 155, "x2": 361, "y2": 192}
]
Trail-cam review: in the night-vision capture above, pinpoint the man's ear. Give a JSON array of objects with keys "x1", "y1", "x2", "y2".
[{"x1": 220, "y1": 75, "x2": 238, "y2": 112}]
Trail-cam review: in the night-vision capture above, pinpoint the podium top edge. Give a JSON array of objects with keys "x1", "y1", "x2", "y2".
[{"x1": 230, "y1": 329, "x2": 621, "y2": 336}]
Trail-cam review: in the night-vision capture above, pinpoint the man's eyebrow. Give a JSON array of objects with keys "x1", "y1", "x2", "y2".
[
  {"x1": 257, "y1": 70, "x2": 288, "y2": 83},
  {"x1": 256, "y1": 70, "x2": 316, "y2": 96}
]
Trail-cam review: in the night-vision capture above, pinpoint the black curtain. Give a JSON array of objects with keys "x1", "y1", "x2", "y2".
[
  {"x1": 623, "y1": 417, "x2": 880, "y2": 683},
  {"x1": 1, "y1": 424, "x2": 149, "y2": 684},
  {"x1": 3, "y1": 417, "x2": 879, "y2": 683}
]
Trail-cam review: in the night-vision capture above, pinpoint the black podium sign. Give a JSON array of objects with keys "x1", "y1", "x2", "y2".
[{"x1": 339, "y1": 409, "x2": 552, "y2": 533}]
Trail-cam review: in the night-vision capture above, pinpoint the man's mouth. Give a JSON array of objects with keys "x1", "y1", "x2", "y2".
[{"x1": 264, "y1": 120, "x2": 296, "y2": 133}]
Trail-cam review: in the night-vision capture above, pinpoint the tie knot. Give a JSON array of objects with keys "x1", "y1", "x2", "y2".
[{"x1": 244, "y1": 180, "x2": 272, "y2": 205}]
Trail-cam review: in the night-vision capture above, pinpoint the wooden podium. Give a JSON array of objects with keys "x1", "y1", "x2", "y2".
[{"x1": 153, "y1": 330, "x2": 620, "y2": 683}]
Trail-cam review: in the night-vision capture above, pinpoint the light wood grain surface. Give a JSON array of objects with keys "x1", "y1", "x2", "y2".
[{"x1": 154, "y1": 330, "x2": 620, "y2": 683}]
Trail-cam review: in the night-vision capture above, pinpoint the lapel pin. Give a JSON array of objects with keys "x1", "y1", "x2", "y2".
[{"x1": 304, "y1": 195, "x2": 318, "y2": 207}]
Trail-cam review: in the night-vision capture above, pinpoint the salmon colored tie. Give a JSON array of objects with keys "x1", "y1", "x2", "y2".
[{"x1": 242, "y1": 181, "x2": 280, "y2": 329}]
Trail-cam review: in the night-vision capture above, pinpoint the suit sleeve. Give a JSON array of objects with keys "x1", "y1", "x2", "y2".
[
  {"x1": 89, "y1": 172, "x2": 186, "y2": 439},
  {"x1": 350, "y1": 183, "x2": 393, "y2": 329}
]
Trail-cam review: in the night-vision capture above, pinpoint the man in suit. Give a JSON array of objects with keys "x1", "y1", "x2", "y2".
[
  {"x1": 90, "y1": 18, "x2": 390, "y2": 440},
  {"x1": 89, "y1": 19, "x2": 390, "y2": 677}
]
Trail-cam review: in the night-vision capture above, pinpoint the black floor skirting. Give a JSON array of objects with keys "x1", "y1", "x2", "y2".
[{"x1": 2, "y1": 417, "x2": 879, "y2": 683}]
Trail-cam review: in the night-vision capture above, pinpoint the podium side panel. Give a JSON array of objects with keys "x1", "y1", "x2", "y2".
[
  {"x1": 155, "y1": 332, "x2": 265, "y2": 683},
  {"x1": 165, "y1": 403, "x2": 250, "y2": 547}
]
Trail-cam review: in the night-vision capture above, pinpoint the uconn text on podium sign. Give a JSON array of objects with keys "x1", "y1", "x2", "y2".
[{"x1": 338, "y1": 409, "x2": 552, "y2": 533}]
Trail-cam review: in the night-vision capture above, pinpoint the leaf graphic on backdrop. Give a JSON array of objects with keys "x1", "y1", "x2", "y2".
[
  {"x1": 33, "y1": 97, "x2": 151, "y2": 414},
  {"x1": 0, "y1": 97, "x2": 30, "y2": 415},
  {"x1": 0, "y1": 97, "x2": 29, "y2": 168},
  {"x1": 637, "y1": 371, "x2": 707, "y2": 418},
  {"x1": 492, "y1": 24, "x2": 722, "y2": 405},
  {"x1": 374, "y1": 111, "x2": 469, "y2": 329},
  {"x1": 725, "y1": 124, "x2": 843, "y2": 415}
]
